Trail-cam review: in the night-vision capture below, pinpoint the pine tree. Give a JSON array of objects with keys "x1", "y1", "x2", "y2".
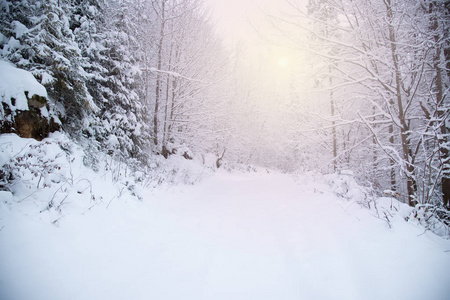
[
  {"x1": 84, "y1": 0, "x2": 148, "y2": 162},
  {"x1": 1, "y1": 0, "x2": 97, "y2": 132}
]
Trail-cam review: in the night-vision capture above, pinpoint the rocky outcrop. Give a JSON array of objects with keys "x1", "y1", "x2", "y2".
[
  {"x1": 1, "y1": 92, "x2": 60, "y2": 141},
  {"x1": 0, "y1": 61, "x2": 60, "y2": 140}
]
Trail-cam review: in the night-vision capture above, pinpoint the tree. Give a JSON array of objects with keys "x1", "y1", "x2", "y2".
[
  {"x1": 307, "y1": 0, "x2": 340, "y2": 172},
  {"x1": 270, "y1": 0, "x2": 449, "y2": 206},
  {"x1": 1, "y1": 0, "x2": 97, "y2": 131},
  {"x1": 147, "y1": 0, "x2": 229, "y2": 158}
]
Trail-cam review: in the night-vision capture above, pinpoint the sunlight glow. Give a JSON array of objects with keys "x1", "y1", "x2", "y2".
[
  {"x1": 278, "y1": 57, "x2": 288, "y2": 68},
  {"x1": 204, "y1": 0, "x2": 313, "y2": 116}
]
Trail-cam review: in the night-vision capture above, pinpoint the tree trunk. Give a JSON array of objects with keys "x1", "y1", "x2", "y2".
[
  {"x1": 153, "y1": 0, "x2": 166, "y2": 147},
  {"x1": 162, "y1": 20, "x2": 174, "y2": 148},
  {"x1": 385, "y1": 0, "x2": 417, "y2": 206},
  {"x1": 331, "y1": 89, "x2": 337, "y2": 172},
  {"x1": 431, "y1": 2, "x2": 450, "y2": 208},
  {"x1": 389, "y1": 124, "x2": 396, "y2": 191},
  {"x1": 329, "y1": 53, "x2": 337, "y2": 172}
]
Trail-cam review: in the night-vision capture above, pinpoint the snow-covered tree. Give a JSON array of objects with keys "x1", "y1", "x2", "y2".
[
  {"x1": 269, "y1": 0, "x2": 450, "y2": 207},
  {"x1": 0, "y1": 0, "x2": 97, "y2": 131}
]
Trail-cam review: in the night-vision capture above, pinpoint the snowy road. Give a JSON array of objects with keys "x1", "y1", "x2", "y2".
[{"x1": 1, "y1": 172, "x2": 450, "y2": 300}]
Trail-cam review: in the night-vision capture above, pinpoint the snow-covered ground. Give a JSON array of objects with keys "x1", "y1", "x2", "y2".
[{"x1": 1, "y1": 167, "x2": 450, "y2": 300}]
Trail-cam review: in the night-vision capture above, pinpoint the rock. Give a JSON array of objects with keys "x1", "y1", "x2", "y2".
[{"x1": 13, "y1": 110, "x2": 59, "y2": 141}]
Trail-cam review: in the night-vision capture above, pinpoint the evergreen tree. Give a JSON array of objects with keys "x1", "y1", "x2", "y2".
[
  {"x1": 85, "y1": 0, "x2": 149, "y2": 162},
  {"x1": 0, "y1": 0, "x2": 97, "y2": 131}
]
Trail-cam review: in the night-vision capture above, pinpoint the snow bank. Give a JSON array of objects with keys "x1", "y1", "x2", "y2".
[
  {"x1": 146, "y1": 152, "x2": 213, "y2": 188},
  {"x1": 0, "y1": 60, "x2": 47, "y2": 114},
  {"x1": 0, "y1": 133, "x2": 146, "y2": 225},
  {"x1": 325, "y1": 171, "x2": 372, "y2": 203},
  {"x1": 322, "y1": 170, "x2": 450, "y2": 238},
  {"x1": 0, "y1": 131, "x2": 215, "y2": 222}
]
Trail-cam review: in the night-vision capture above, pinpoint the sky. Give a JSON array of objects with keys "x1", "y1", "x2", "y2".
[
  {"x1": 203, "y1": 0, "x2": 310, "y2": 60},
  {"x1": 202, "y1": 0, "x2": 315, "y2": 115},
  {"x1": 205, "y1": 0, "x2": 262, "y2": 40},
  {"x1": 203, "y1": 0, "x2": 311, "y2": 85},
  {"x1": 204, "y1": 0, "x2": 298, "y2": 43}
]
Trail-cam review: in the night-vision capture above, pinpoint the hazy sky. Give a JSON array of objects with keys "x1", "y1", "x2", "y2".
[
  {"x1": 203, "y1": 0, "x2": 312, "y2": 96},
  {"x1": 204, "y1": 0, "x2": 289, "y2": 42},
  {"x1": 203, "y1": 0, "x2": 310, "y2": 50}
]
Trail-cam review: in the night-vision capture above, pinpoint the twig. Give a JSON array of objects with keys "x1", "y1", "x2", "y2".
[
  {"x1": 417, "y1": 229, "x2": 428, "y2": 237},
  {"x1": 18, "y1": 189, "x2": 41, "y2": 203},
  {"x1": 383, "y1": 211, "x2": 392, "y2": 228},
  {"x1": 56, "y1": 195, "x2": 69, "y2": 213},
  {"x1": 10, "y1": 141, "x2": 32, "y2": 160},
  {"x1": 106, "y1": 196, "x2": 116, "y2": 209},
  {"x1": 88, "y1": 202, "x2": 99, "y2": 210}
]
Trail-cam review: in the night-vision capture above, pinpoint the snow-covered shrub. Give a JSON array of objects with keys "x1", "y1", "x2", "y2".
[
  {"x1": 1, "y1": 140, "x2": 67, "y2": 191},
  {"x1": 326, "y1": 170, "x2": 373, "y2": 204},
  {"x1": 142, "y1": 154, "x2": 212, "y2": 188},
  {"x1": 322, "y1": 170, "x2": 450, "y2": 237},
  {"x1": 407, "y1": 204, "x2": 450, "y2": 238},
  {"x1": 0, "y1": 132, "x2": 149, "y2": 222},
  {"x1": 0, "y1": 133, "x2": 79, "y2": 194}
]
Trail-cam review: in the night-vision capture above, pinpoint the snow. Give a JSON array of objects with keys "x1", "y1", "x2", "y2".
[
  {"x1": 11, "y1": 21, "x2": 28, "y2": 39},
  {"x1": 0, "y1": 37, "x2": 21, "y2": 58},
  {"x1": 0, "y1": 32, "x2": 7, "y2": 45},
  {"x1": 1, "y1": 159, "x2": 450, "y2": 300},
  {"x1": 106, "y1": 134, "x2": 120, "y2": 149},
  {"x1": 0, "y1": 60, "x2": 47, "y2": 113},
  {"x1": 340, "y1": 169, "x2": 354, "y2": 176},
  {"x1": 40, "y1": 72, "x2": 55, "y2": 85}
]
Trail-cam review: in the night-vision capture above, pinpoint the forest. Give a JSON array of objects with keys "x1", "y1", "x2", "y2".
[
  {"x1": 0, "y1": 0, "x2": 450, "y2": 299},
  {"x1": 1, "y1": 0, "x2": 449, "y2": 209},
  {"x1": 0, "y1": 0, "x2": 450, "y2": 208}
]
